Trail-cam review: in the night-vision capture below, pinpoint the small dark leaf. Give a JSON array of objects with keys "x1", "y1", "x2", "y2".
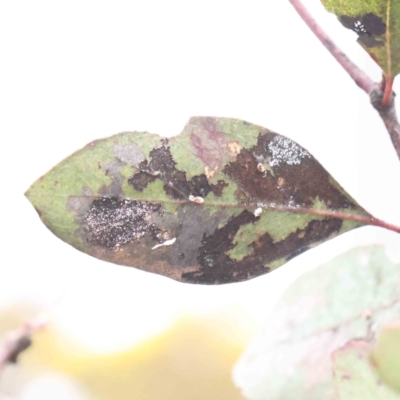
[
  {"x1": 321, "y1": 0, "x2": 400, "y2": 79},
  {"x1": 26, "y1": 117, "x2": 370, "y2": 284}
]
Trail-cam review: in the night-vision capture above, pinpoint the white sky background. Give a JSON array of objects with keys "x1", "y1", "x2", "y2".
[{"x1": 1, "y1": 0, "x2": 400, "y2": 359}]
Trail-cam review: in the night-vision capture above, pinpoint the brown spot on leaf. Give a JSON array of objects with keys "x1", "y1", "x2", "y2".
[
  {"x1": 211, "y1": 180, "x2": 229, "y2": 197},
  {"x1": 223, "y1": 132, "x2": 356, "y2": 210}
]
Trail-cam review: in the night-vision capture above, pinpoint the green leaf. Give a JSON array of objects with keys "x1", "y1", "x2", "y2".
[
  {"x1": 26, "y1": 117, "x2": 370, "y2": 284},
  {"x1": 372, "y1": 324, "x2": 400, "y2": 393},
  {"x1": 321, "y1": 0, "x2": 400, "y2": 78},
  {"x1": 233, "y1": 245, "x2": 400, "y2": 399},
  {"x1": 333, "y1": 341, "x2": 400, "y2": 400}
]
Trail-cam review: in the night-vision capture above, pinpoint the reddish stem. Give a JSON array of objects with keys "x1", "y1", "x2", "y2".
[
  {"x1": 382, "y1": 76, "x2": 394, "y2": 106},
  {"x1": 288, "y1": 0, "x2": 375, "y2": 94},
  {"x1": 289, "y1": 0, "x2": 400, "y2": 161}
]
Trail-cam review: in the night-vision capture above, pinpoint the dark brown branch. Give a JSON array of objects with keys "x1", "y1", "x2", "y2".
[
  {"x1": 288, "y1": 0, "x2": 400, "y2": 161},
  {"x1": 371, "y1": 88, "x2": 400, "y2": 158},
  {"x1": 288, "y1": 0, "x2": 375, "y2": 94},
  {"x1": 0, "y1": 316, "x2": 47, "y2": 374}
]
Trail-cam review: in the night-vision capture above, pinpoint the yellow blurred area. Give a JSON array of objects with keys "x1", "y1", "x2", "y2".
[{"x1": 1, "y1": 306, "x2": 253, "y2": 399}]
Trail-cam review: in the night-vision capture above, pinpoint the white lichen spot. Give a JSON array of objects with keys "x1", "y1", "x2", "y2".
[
  {"x1": 152, "y1": 238, "x2": 177, "y2": 250},
  {"x1": 189, "y1": 195, "x2": 204, "y2": 204},
  {"x1": 268, "y1": 136, "x2": 311, "y2": 166},
  {"x1": 254, "y1": 207, "x2": 262, "y2": 217},
  {"x1": 113, "y1": 243, "x2": 121, "y2": 252},
  {"x1": 257, "y1": 163, "x2": 265, "y2": 172},
  {"x1": 286, "y1": 196, "x2": 296, "y2": 208}
]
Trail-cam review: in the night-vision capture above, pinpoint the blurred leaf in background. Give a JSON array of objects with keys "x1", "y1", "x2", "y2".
[
  {"x1": 233, "y1": 245, "x2": 400, "y2": 400},
  {"x1": 332, "y1": 340, "x2": 400, "y2": 400},
  {"x1": 372, "y1": 323, "x2": 400, "y2": 393}
]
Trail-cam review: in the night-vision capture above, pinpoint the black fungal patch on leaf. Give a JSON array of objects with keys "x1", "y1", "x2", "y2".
[
  {"x1": 128, "y1": 170, "x2": 157, "y2": 192},
  {"x1": 210, "y1": 180, "x2": 229, "y2": 197},
  {"x1": 186, "y1": 210, "x2": 265, "y2": 284},
  {"x1": 188, "y1": 174, "x2": 213, "y2": 198},
  {"x1": 146, "y1": 144, "x2": 191, "y2": 199},
  {"x1": 182, "y1": 215, "x2": 343, "y2": 284},
  {"x1": 362, "y1": 13, "x2": 386, "y2": 36},
  {"x1": 128, "y1": 144, "x2": 228, "y2": 198},
  {"x1": 83, "y1": 198, "x2": 160, "y2": 250},
  {"x1": 339, "y1": 13, "x2": 386, "y2": 48}
]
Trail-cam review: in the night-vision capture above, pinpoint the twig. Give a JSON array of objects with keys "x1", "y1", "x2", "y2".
[
  {"x1": 0, "y1": 314, "x2": 47, "y2": 375},
  {"x1": 371, "y1": 88, "x2": 400, "y2": 157},
  {"x1": 288, "y1": 0, "x2": 400, "y2": 161},
  {"x1": 288, "y1": 0, "x2": 375, "y2": 94}
]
